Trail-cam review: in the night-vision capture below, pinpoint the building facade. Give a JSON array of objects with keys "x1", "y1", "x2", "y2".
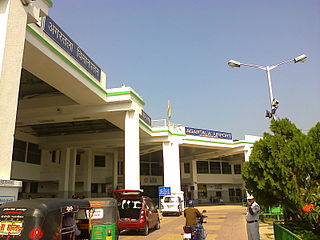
[{"x1": 0, "y1": 0, "x2": 259, "y2": 204}]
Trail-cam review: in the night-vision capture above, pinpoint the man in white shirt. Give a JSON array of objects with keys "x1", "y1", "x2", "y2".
[{"x1": 246, "y1": 196, "x2": 260, "y2": 240}]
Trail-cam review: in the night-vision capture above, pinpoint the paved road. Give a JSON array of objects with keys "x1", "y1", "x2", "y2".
[{"x1": 119, "y1": 205, "x2": 257, "y2": 240}]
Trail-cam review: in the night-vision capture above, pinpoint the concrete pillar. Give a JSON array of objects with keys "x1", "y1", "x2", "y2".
[
  {"x1": 191, "y1": 160, "x2": 198, "y2": 200},
  {"x1": 113, "y1": 149, "x2": 118, "y2": 189},
  {"x1": 83, "y1": 149, "x2": 92, "y2": 198},
  {"x1": 98, "y1": 184, "x2": 102, "y2": 194},
  {"x1": 68, "y1": 148, "x2": 77, "y2": 196},
  {"x1": 0, "y1": 0, "x2": 28, "y2": 180},
  {"x1": 162, "y1": 141, "x2": 181, "y2": 193},
  {"x1": 244, "y1": 150, "x2": 251, "y2": 162},
  {"x1": 25, "y1": 181, "x2": 31, "y2": 193},
  {"x1": 58, "y1": 148, "x2": 71, "y2": 198},
  {"x1": 124, "y1": 111, "x2": 140, "y2": 190}
]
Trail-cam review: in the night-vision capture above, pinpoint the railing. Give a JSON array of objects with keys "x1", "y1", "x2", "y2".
[
  {"x1": 273, "y1": 222, "x2": 302, "y2": 240},
  {"x1": 262, "y1": 206, "x2": 283, "y2": 221},
  {"x1": 151, "y1": 119, "x2": 168, "y2": 128}
]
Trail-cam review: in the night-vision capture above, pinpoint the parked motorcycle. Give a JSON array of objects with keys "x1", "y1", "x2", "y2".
[{"x1": 182, "y1": 210, "x2": 207, "y2": 240}]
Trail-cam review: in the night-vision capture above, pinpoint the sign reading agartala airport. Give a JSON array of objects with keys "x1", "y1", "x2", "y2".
[
  {"x1": 185, "y1": 127, "x2": 232, "y2": 140},
  {"x1": 43, "y1": 16, "x2": 101, "y2": 81}
]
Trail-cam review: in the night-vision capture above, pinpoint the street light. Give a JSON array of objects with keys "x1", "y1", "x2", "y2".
[{"x1": 228, "y1": 54, "x2": 307, "y2": 119}]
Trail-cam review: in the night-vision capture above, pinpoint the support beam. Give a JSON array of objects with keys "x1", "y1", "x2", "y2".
[
  {"x1": 68, "y1": 148, "x2": 77, "y2": 196},
  {"x1": 0, "y1": 0, "x2": 27, "y2": 180},
  {"x1": 58, "y1": 148, "x2": 71, "y2": 198},
  {"x1": 191, "y1": 160, "x2": 198, "y2": 200},
  {"x1": 83, "y1": 149, "x2": 92, "y2": 198},
  {"x1": 16, "y1": 102, "x2": 133, "y2": 126},
  {"x1": 162, "y1": 141, "x2": 181, "y2": 193},
  {"x1": 124, "y1": 111, "x2": 140, "y2": 190},
  {"x1": 113, "y1": 150, "x2": 118, "y2": 189}
]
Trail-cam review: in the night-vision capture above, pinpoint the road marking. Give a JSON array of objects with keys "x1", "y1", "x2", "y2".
[
  {"x1": 206, "y1": 225, "x2": 221, "y2": 231},
  {"x1": 175, "y1": 225, "x2": 184, "y2": 230},
  {"x1": 119, "y1": 236, "x2": 135, "y2": 239},
  {"x1": 206, "y1": 234, "x2": 217, "y2": 240},
  {"x1": 206, "y1": 218, "x2": 224, "y2": 223},
  {"x1": 157, "y1": 233, "x2": 182, "y2": 239}
]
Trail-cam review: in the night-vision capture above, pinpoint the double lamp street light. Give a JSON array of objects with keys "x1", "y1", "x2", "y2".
[{"x1": 228, "y1": 54, "x2": 307, "y2": 120}]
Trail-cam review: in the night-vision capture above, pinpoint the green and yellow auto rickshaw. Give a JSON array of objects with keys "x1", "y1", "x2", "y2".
[{"x1": 88, "y1": 198, "x2": 119, "y2": 240}]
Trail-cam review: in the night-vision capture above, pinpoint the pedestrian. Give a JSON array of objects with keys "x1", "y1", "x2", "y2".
[
  {"x1": 246, "y1": 195, "x2": 260, "y2": 240},
  {"x1": 62, "y1": 212, "x2": 81, "y2": 238}
]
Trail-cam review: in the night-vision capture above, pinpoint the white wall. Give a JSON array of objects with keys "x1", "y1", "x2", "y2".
[
  {"x1": 11, "y1": 161, "x2": 41, "y2": 180},
  {"x1": 197, "y1": 174, "x2": 243, "y2": 184},
  {"x1": 90, "y1": 152, "x2": 113, "y2": 183},
  {"x1": 38, "y1": 182, "x2": 58, "y2": 193}
]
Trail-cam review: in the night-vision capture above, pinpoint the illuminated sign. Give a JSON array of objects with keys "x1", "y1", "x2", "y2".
[
  {"x1": 0, "y1": 220, "x2": 23, "y2": 236},
  {"x1": 185, "y1": 127, "x2": 232, "y2": 140},
  {"x1": 43, "y1": 16, "x2": 101, "y2": 81},
  {"x1": 92, "y1": 208, "x2": 104, "y2": 219}
]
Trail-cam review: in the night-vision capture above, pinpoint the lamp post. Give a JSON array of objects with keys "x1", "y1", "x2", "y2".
[{"x1": 228, "y1": 54, "x2": 307, "y2": 120}]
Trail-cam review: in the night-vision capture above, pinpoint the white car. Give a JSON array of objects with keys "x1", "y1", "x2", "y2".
[{"x1": 161, "y1": 195, "x2": 183, "y2": 216}]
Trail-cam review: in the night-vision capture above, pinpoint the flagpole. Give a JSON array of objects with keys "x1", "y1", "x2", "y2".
[{"x1": 167, "y1": 100, "x2": 171, "y2": 127}]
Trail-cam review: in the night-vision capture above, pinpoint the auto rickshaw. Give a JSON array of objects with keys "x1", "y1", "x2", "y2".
[
  {"x1": 0, "y1": 198, "x2": 93, "y2": 240},
  {"x1": 88, "y1": 198, "x2": 119, "y2": 240}
]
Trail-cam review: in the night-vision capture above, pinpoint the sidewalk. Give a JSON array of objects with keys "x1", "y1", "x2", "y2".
[
  {"x1": 119, "y1": 205, "x2": 275, "y2": 240},
  {"x1": 260, "y1": 221, "x2": 275, "y2": 240}
]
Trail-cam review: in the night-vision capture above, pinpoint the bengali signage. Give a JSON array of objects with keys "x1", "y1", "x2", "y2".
[
  {"x1": 0, "y1": 180, "x2": 22, "y2": 187},
  {"x1": 0, "y1": 220, "x2": 23, "y2": 236},
  {"x1": 185, "y1": 127, "x2": 232, "y2": 140},
  {"x1": 141, "y1": 176, "x2": 161, "y2": 186},
  {"x1": 0, "y1": 196, "x2": 15, "y2": 204},
  {"x1": 43, "y1": 16, "x2": 101, "y2": 81},
  {"x1": 91, "y1": 208, "x2": 104, "y2": 219},
  {"x1": 139, "y1": 110, "x2": 151, "y2": 126}
]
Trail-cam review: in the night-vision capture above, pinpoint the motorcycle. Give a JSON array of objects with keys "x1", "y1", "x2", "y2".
[{"x1": 182, "y1": 210, "x2": 207, "y2": 240}]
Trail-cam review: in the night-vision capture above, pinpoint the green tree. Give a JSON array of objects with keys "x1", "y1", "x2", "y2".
[{"x1": 242, "y1": 119, "x2": 320, "y2": 235}]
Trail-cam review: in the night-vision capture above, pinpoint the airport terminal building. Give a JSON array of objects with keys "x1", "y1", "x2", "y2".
[{"x1": 0, "y1": 0, "x2": 259, "y2": 204}]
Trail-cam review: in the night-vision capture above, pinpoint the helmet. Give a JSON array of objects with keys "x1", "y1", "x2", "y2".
[
  {"x1": 247, "y1": 195, "x2": 255, "y2": 200},
  {"x1": 188, "y1": 200, "x2": 194, "y2": 207}
]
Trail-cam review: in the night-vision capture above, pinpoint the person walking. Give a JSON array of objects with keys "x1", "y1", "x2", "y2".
[{"x1": 246, "y1": 195, "x2": 260, "y2": 240}]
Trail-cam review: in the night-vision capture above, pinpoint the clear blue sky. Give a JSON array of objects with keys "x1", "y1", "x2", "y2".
[{"x1": 50, "y1": 0, "x2": 320, "y2": 139}]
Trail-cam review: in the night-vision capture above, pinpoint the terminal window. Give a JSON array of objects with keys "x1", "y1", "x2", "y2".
[
  {"x1": 51, "y1": 150, "x2": 56, "y2": 163},
  {"x1": 184, "y1": 163, "x2": 190, "y2": 174},
  {"x1": 234, "y1": 164, "x2": 242, "y2": 174},
  {"x1": 27, "y1": 143, "x2": 41, "y2": 165},
  {"x1": 94, "y1": 155, "x2": 106, "y2": 167},
  {"x1": 210, "y1": 162, "x2": 221, "y2": 174},
  {"x1": 222, "y1": 162, "x2": 232, "y2": 174},
  {"x1": 76, "y1": 154, "x2": 81, "y2": 165},
  {"x1": 197, "y1": 161, "x2": 209, "y2": 174},
  {"x1": 13, "y1": 139, "x2": 26, "y2": 162}
]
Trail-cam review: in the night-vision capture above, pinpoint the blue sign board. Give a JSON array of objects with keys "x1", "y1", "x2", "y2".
[
  {"x1": 159, "y1": 187, "x2": 171, "y2": 196},
  {"x1": 43, "y1": 16, "x2": 101, "y2": 81},
  {"x1": 185, "y1": 127, "x2": 232, "y2": 140},
  {"x1": 0, "y1": 196, "x2": 15, "y2": 204}
]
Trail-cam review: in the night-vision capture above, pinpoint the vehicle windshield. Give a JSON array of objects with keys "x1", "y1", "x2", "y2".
[
  {"x1": 118, "y1": 199, "x2": 142, "y2": 220},
  {"x1": 163, "y1": 197, "x2": 176, "y2": 203},
  {"x1": 120, "y1": 199, "x2": 142, "y2": 209}
]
